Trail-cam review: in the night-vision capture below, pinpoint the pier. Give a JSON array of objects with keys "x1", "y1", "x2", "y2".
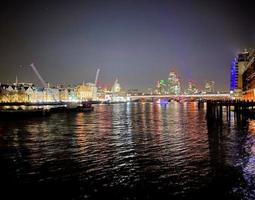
[
  {"x1": 206, "y1": 100, "x2": 255, "y2": 122},
  {"x1": 0, "y1": 101, "x2": 94, "y2": 119}
]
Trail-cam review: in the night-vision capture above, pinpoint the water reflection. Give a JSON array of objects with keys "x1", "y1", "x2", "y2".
[
  {"x1": 206, "y1": 113, "x2": 255, "y2": 199},
  {"x1": 0, "y1": 102, "x2": 254, "y2": 199},
  {"x1": 241, "y1": 120, "x2": 255, "y2": 199}
]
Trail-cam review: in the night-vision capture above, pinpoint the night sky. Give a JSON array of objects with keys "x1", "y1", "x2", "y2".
[{"x1": 0, "y1": 0, "x2": 254, "y2": 91}]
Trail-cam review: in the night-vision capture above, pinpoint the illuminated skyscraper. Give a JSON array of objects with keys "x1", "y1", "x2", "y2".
[
  {"x1": 160, "y1": 79, "x2": 167, "y2": 94},
  {"x1": 154, "y1": 80, "x2": 160, "y2": 94},
  {"x1": 168, "y1": 71, "x2": 181, "y2": 95},
  {"x1": 186, "y1": 81, "x2": 199, "y2": 94},
  {"x1": 230, "y1": 50, "x2": 250, "y2": 96},
  {"x1": 205, "y1": 80, "x2": 215, "y2": 94}
]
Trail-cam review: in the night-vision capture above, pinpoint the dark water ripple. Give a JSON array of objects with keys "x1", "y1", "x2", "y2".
[{"x1": 0, "y1": 102, "x2": 255, "y2": 199}]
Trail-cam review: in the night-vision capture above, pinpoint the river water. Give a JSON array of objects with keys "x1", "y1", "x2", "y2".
[{"x1": 0, "y1": 102, "x2": 255, "y2": 199}]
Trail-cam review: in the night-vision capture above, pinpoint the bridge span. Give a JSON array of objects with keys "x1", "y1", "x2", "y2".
[{"x1": 130, "y1": 93, "x2": 231, "y2": 101}]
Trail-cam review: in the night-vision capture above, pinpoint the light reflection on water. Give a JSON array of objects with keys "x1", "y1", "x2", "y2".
[{"x1": 0, "y1": 102, "x2": 255, "y2": 199}]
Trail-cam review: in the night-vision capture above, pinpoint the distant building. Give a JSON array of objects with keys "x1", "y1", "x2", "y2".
[
  {"x1": 155, "y1": 80, "x2": 167, "y2": 95},
  {"x1": 127, "y1": 88, "x2": 140, "y2": 96},
  {"x1": 186, "y1": 81, "x2": 199, "y2": 94},
  {"x1": 154, "y1": 80, "x2": 160, "y2": 94},
  {"x1": 168, "y1": 71, "x2": 181, "y2": 95},
  {"x1": 205, "y1": 80, "x2": 215, "y2": 94},
  {"x1": 112, "y1": 78, "x2": 121, "y2": 93}
]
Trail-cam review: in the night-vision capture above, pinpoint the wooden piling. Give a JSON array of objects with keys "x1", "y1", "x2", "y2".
[{"x1": 206, "y1": 99, "x2": 255, "y2": 123}]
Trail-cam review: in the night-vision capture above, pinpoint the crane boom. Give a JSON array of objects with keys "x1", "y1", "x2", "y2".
[
  {"x1": 24, "y1": 63, "x2": 56, "y2": 102},
  {"x1": 94, "y1": 69, "x2": 100, "y2": 86},
  {"x1": 30, "y1": 63, "x2": 48, "y2": 88},
  {"x1": 91, "y1": 69, "x2": 100, "y2": 100}
]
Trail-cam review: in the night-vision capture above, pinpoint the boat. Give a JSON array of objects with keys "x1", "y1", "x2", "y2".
[
  {"x1": 156, "y1": 99, "x2": 169, "y2": 104},
  {"x1": 49, "y1": 102, "x2": 94, "y2": 113},
  {"x1": 76, "y1": 102, "x2": 94, "y2": 112}
]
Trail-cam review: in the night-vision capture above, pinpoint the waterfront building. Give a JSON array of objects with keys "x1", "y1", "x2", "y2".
[
  {"x1": 242, "y1": 51, "x2": 255, "y2": 100},
  {"x1": 0, "y1": 81, "x2": 99, "y2": 103},
  {"x1": 31, "y1": 88, "x2": 44, "y2": 102},
  {"x1": 25, "y1": 86, "x2": 34, "y2": 102},
  {"x1": 0, "y1": 82, "x2": 63, "y2": 103},
  {"x1": 168, "y1": 71, "x2": 181, "y2": 95},
  {"x1": 67, "y1": 87, "x2": 77, "y2": 101},
  {"x1": 0, "y1": 83, "x2": 32, "y2": 102},
  {"x1": 205, "y1": 80, "x2": 215, "y2": 94},
  {"x1": 59, "y1": 88, "x2": 69, "y2": 101},
  {"x1": 44, "y1": 88, "x2": 60, "y2": 102},
  {"x1": 87, "y1": 83, "x2": 97, "y2": 100},
  {"x1": 230, "y1": 49, "x2": 250, "y2": 97},
  {"x1": 75, "y1": 83, "x2": 94, "y2": 101}
]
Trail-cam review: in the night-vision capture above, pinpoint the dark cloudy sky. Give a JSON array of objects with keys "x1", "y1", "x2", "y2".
[{"x1": 0, "y1": 0, "x2": 254, "y2": 91}]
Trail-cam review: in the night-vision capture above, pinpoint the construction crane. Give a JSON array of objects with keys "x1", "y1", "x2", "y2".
[
  {"x1": 94, "y1": 69, "x2": 100, "y2": 86},
  {"x1": 29, "y1": 63, "x2": 48, "y2": 88},
  {"x1": 22, "y1": 63, "x2": 56, "y2": 102},
  {"x1": 92, "y1": 69, "x2": 100, "y2": 100}
]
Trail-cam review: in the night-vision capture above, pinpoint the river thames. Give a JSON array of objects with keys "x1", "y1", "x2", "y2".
[{"x1": 0, "y1": 102, "x2": 255, "y2": 199}]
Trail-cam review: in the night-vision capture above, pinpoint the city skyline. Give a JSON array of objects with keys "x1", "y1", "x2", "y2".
[
  {"x1": 0, "y1": 0, "x2": 254, "y2": 91},
  {"x1": 0, "y1": 66, "x2": 219, "y2": 93},
  {"x1": 1, "y1": 1, "x2": 255, "y2": 199}
]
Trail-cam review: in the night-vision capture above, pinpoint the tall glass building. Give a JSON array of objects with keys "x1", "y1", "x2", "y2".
[
  {"x1": 205, "y1": 80, "x2": 215, "y2": 94},
  {"x1": 230, "y1": 50, "x2": 250, "y2": 96},
  {"x1": 168, "y1": 71, "x2": 181, "y2": 95}
]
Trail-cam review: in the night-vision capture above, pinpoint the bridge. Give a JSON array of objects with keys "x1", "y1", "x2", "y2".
[{"x1": 129, "y1": 93, "x2": 231, "y2": 101}]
